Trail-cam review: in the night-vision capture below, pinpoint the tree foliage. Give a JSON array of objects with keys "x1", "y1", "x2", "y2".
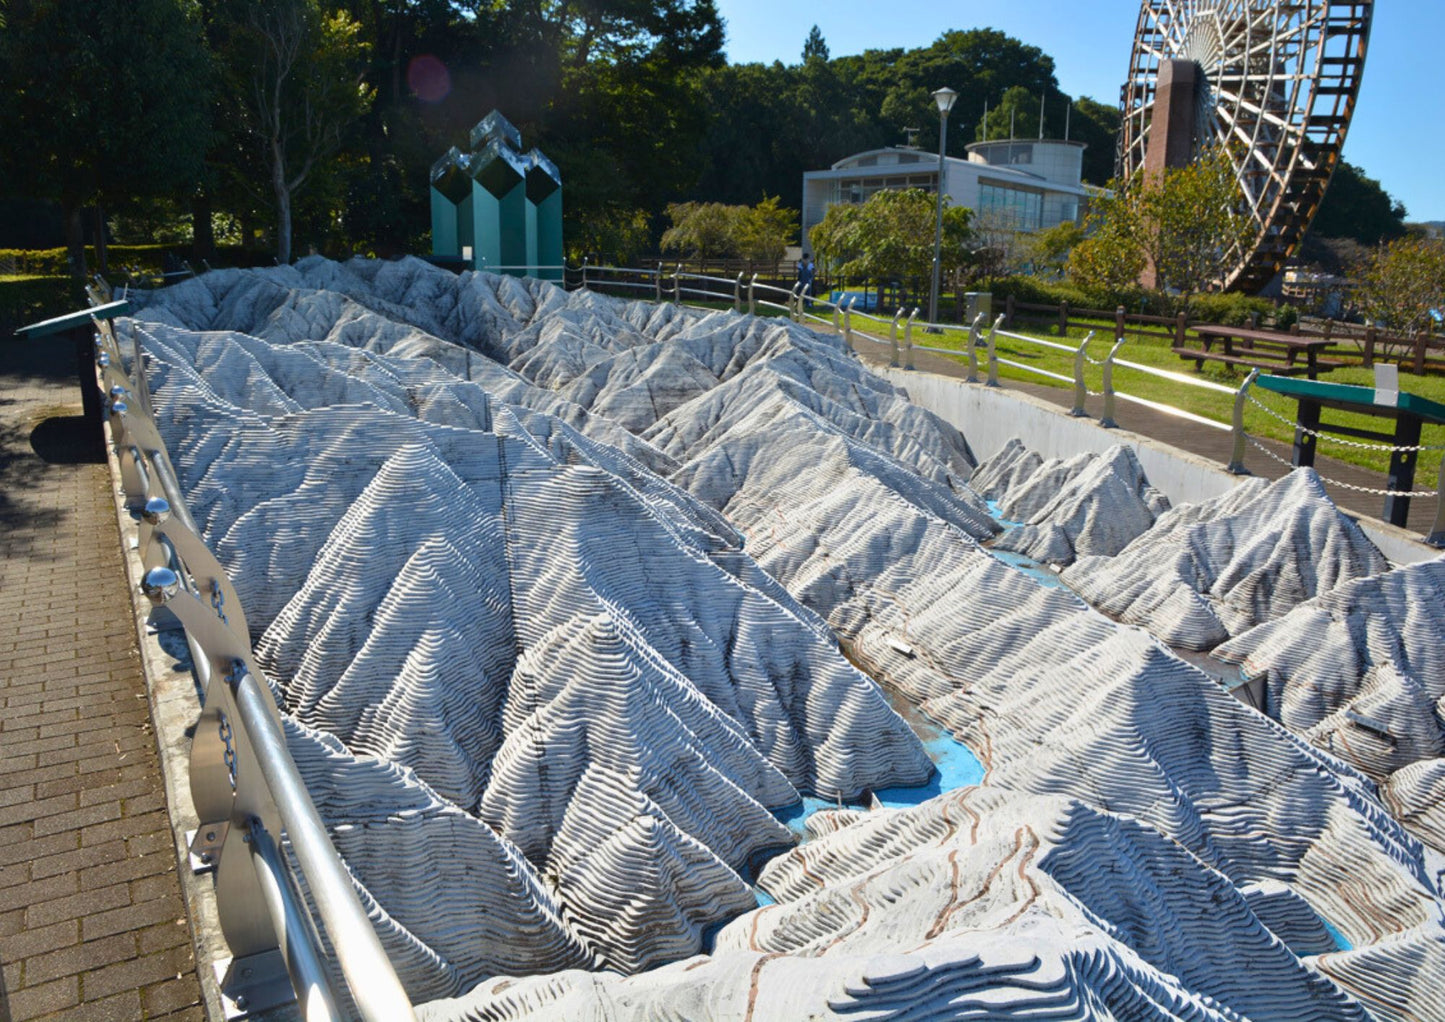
[
  {"x1": 809, "y1": 188, "x2": 972, "y2": 283},
  {"x1": 0, "y1": 0, "x2": 213, "y2": 276},
  {"x1": 1312, "y1": 161, "x2": 1407, "y2": 246},
  {"x1": 660, "y1": 196, "x2": 798, "y2": 263},
  {"x1": 1356, "y1": 237, "x2": 1445, "y2": 335},
  {"x1": 218, "y1": 0, "x2": 373, "y2": 264},
  {"x1": 1068, "y1": 148, "x2": 1253, "y2": 309},
  {"x1": 802, "y1": 25, "x2": 828, "y2": 62}
]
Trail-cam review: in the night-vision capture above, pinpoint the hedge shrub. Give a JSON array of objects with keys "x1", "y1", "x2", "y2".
[{"x1": 0, "y1": 276, "x2": 85, "y2": 338}]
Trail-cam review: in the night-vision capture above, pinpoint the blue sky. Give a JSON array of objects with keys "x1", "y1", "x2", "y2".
[{"x1": 715, "y1": 1, "x2": 1444, "y2": 222}]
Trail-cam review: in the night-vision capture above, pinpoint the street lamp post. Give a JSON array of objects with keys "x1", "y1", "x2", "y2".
[{"x1": 928, "y1": 86, "x2": 958, "y2": 330}]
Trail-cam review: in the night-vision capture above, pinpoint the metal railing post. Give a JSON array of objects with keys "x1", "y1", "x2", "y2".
[
  {"x1": 734, "y1": 272, "x2": 744, "y2": 313},
  {"x1": 1100, "y1": 337, "x2": 1127, "y2": 428},
  {"x1": 653, "y1": 266, "x2": 662, "y2": 303},
  {"x1": 843, "y1": 298, "x2": 854, "y2": 352},
  {"x1": 1071, "y1": 331, "x2": 1095, "y2": 417},
  {"x1": 986, "y1": 313, "x2": 1003, "y2": 386},
  {"x1": 965, "y1": 311, "x2": 983, "y2": 383},
  {"x1": 580, "y1": 257, "x2": 588, "y2": 291},
  {"x1": 791, "y1": 283, "x2": 803, "y2": 323},
  {"x1": 904, "y1": 307, "x2": 919, "y2": 371},
  {"x1": 748, "y1": 273, "x2": 758, "y2": 315},
  {"x1": 831, "y1": 299, "x2": 841, "y2": 335},
  {"x1": 1227, "y1": 369, "x2": 1260, "y2": 474},
  {"x1": 673, "y1": 264, "x2": 682, "y2": 304},
  {"x1": 1428, "y1": 458, "x2": 1445, "y2": 547},
  {"x1": 889, "y1": 309, "x2": 903, "y2": 367}
]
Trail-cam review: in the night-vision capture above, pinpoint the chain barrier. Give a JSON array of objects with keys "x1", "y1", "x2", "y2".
[
  {"x1": 1244, "y1": 434, "x2": 1441, "y2": 497},
  {"x1": 1246, "y1": 393, "x2": 1445, "y2": 453}
]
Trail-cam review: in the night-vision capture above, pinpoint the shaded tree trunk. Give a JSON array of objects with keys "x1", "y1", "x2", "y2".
[
  {"x1": 94, "y1": 205, "x2": 108, "y2": 275},
  {"x1": 191, "y1": 193, "x2": 215, "y2": 263},
  {"x1": 275, "y1": 183, "x2": 293, "y2": 264},
  {"x1": 273, "y1": 139, "x2": 293, "y2": 264},
  {"x1": 64, "y1": 204, "x2": 87, "y2": 281}
]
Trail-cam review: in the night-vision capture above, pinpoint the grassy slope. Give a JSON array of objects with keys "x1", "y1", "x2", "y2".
[{"x1": 829, "y1": 309, "x2": 1445, "y2": 486}]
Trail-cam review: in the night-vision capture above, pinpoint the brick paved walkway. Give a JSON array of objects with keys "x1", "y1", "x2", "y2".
[{"x1": 0, "y1": 336, "x2": 205, "y2": 1021}]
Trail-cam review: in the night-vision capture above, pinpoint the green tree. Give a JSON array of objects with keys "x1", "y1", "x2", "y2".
[
  {"x1": 802, "y1": 25, "x2": 828, "y2": 62},
  {"x1": 1312, "y1": 161, "x2": 1407, "y2": 246},
  {"x1": 1069, "y1": 148, "x2": 1252, "y2": 310},
  {"x1": 568, "y1": 204, "x2": 652, "y2": 264},
  {"x1": 0, "y1": 0, "x2": 213, "y2": 278},
  {"x1": 809, "y1": 188, "x2": 972, "y2": 284},
  {"x1": 1068, "y1": 191, "x2": 1145, "y2": 298},
  {"x1": 1141, "y1": 148, "x2": 1254, "y2": 308},
  {"x1": 1356, "y1": 237, "x2": 1445, "y2": 336},
  {"x1": 735, "y1": 196, "x2": 798, "y2": 264},
  {"x1": 661, "y1": 201, "x2": 741, "y2": 259},
  {"x1": 219, "y1": 0, "x2": 373, "y2": 263},
  {"x1": 1028, "y1": 220, "x2": 1086, "y2": 278}
]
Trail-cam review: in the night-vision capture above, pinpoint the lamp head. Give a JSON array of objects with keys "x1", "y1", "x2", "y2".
[{"x1": 932, "y1": 87, "x2": 958, "y2": 116}]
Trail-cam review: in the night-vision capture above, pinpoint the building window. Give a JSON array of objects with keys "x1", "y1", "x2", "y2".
[
  {"x1": 833, "y1": 173, "x2": 938, "y2": 205},
  {"x1": 978, "y1": 183, "x2": 1043, "y2": 230}
]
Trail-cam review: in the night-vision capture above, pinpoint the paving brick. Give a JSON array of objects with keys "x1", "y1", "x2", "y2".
[
  {"x1": 0, "y1": 791, "x2": 79, "y2": 828},
  {"x1": 1, "y1": 345, "x2": 203, "y2": 1013},
  {"x1": 80, "y1": 944, "x2": 191, "y2": 1001},
  {"x1": 0, "y1": 917, "x2": 79, "y2": 962},
  {"x1": 0, "y1": 830, "x2": 80, "y2": 869},
  {"x1": 31, "y1": 840, "x2": 128, "y2": 883},
  {"x1": 136, "y1": 917, "x2": 191, "y2": 957},
  {"x1": 31, "y1": 800, "x2": 122, "y2": 839},
  {"x1": 58, "y1": 988, "x2": 142, "y2": 1021},
  {"x1": 142, "y1": 975, "x2": 204, "y2": 1017},
  {"x1": 23, "y1": 932, "x2": 136, "y2": 985},
  {"x1": 25, "y1": 882, "x2": 129, "y2": 929},
  {"x1": 6, "y1": 974, "x2": 79, "y2": 1020},
  {"x1": 81, "y1": 894, "x2": 183, "y2": 943},
  {"x1": 0, "y1": 870, "x2": 77, "y2": 913},
  {"x1": 78, "y1": 852, "x2": 169, "y2": 892}
]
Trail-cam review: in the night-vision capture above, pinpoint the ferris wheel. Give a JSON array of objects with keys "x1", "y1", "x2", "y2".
[{"x1": 1118, "y1": 0, "x2": 1374, "y2": 292}]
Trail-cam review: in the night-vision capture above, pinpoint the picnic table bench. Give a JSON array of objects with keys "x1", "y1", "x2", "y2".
[
  {"x1": 1176, "y1": 324, "x2": 1343, "y2": 379},
  {"x1": 1255, "y1": 372, "x2": 1445, "y2": 541}
]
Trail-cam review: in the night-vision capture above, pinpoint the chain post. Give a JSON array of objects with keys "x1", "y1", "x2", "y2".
[
  {"x1": 1069, "y1": 332, "x2": 1094, "y2": 417},
  {"x1": 965, "y1": 312, "x2": 983, "y2": 383},
  {"x1": 1100, "y1": 337, "x2": 1126, "y2": 428},
  {"x1": 580, "y1": 257, "x2": 588, "y2": 291},
  {"x1": 1428, "y1": 458, "x2": 1445, "y2": 547},
  {"x1": 986, "y1": 313, "x2": 1003, "y2": 387},
  {"x1": 904, "y1": 308, "x2": 919, "y2": 371},
  {"x1": 1227, "y1": 369, "x2": 1260, "y2": 474}
]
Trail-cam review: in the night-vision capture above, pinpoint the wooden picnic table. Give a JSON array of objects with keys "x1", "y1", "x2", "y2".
[
  {"x1": 1255, "y1": 374, "x2": 1445, "y2": 540},
  {"x1": 1179, "y1": 324, "x2": 1340, "y2": 379}
]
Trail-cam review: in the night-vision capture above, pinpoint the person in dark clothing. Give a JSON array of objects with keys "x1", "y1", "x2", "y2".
[{"x1": 797, "y1": 253, "x2": 816, "y2": 308}]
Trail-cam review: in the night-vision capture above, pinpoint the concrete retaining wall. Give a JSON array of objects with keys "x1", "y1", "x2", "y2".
[{"x1": 882, "y1": 366, "x2": 1440, "y2": 567}]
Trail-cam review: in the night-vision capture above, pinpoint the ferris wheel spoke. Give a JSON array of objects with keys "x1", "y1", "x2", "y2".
[{"x1": 1121, "y1": 0, "x2": 1372, "y2": 291}]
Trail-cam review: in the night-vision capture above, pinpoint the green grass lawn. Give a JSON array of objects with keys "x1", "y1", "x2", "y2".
[{"x1": 830, "y1": 309, "x2": 1445, "y2": 486}]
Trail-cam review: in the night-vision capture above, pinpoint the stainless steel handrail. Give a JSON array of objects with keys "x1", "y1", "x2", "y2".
[{"x1": 90, "y1": 309, "x2": 417, "y2": 1021}]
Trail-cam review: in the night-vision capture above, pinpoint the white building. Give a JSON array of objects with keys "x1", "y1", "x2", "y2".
[{"x1": 801, "y1": 139, "x2": 1102, "y2": 247}]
